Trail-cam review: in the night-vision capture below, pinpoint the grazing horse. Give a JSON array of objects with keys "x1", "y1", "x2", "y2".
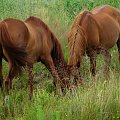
[
  {"x1": 0, "y1": 16, "x2": 70, "y2": 99},
  {"x1": 68, "y1": 5, "x2": 120, "y2": 83}
]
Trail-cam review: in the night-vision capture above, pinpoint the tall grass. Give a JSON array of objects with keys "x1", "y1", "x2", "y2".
[
  {"x1": 0, "y1": 0, "x2": 120, "y2": 120},
  {"x1": 0, "y1": 74, "x2": 120, "y2": 120}
]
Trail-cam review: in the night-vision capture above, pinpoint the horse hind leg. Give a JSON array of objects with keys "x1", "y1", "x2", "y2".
[
  {"x1": 89, "y1": 50, "x2": 97, "y2": 80},
  {"x1": 75, "y1": 61, "x2": 83, "y2": 85},
  {"x1": 0, "y1": 47, "x2": 3, "y2": 88},
  {"x1": 0, "y1": 59, "x2": 3, "y2": 88},
  {"x1": 117, "y1": 38, "x2": 120, "y2": 63},
  {"x1": 101, "y1": 48, "x2": 111, "y2": 75},
  {"x1": 5, "y1": 63, "x2": 16, "y2": 93},
  {"x1": 27, "y1": 65, "x2": 34, "y2": 100}
]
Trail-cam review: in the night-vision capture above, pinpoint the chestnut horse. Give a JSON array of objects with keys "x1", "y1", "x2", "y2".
[
  {"x1": 0, "y1": 16, "x2": 70, "y2": 99},
  {"x1": 68, "y1": 5, "x2": 120, "y2": 83}
]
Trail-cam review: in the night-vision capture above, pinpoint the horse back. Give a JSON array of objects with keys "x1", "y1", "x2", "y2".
[
  {"x1": 92, "y1": 5, "x2": 120, "y2": 25},
  {"x1": 92, "y1": 12, "x2": 120, "y2": 49},
  {"x1": 92, "y1": 5, "x2": 118, "y2": 14}
]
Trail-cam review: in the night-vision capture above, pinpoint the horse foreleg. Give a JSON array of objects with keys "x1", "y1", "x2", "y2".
[
  {"x1": 41, "y1": 55, "x2": 62, "y2": 95},
  {"x1": 89, "y1": 51, "x2": 97, "y2": 79},
  {"x1": 5, "y1": 63, "x2": 16, "y2": 93},
  {"x1": 27, "y1": 65, "x2": 34, "y2": 100}
]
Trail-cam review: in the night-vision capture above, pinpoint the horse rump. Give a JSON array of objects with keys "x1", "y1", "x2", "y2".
[{"x1": 0, "y1": 21, "x2": 32, "y2": 75}]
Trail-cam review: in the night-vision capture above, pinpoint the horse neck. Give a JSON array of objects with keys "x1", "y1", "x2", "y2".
[{"x1": 51, "y1": 34, "x2": 69, "y2": 79}]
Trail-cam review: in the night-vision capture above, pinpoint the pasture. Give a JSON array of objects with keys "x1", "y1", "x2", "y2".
[{"x1": 0, "y1": 0, "x2": 120, "y2": 120}]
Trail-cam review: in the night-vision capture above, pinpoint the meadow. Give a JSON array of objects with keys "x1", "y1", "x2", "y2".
[{"x1": 0, "y1": 0, "x2": 120, "y2": 120}]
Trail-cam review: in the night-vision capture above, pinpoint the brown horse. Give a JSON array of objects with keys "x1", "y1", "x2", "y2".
[
  {"x1": 68, "y1": 5, "x2": 120, "y2": 83},
  {"x1": 0, "y1": 16, "x2": 70, "y2": 99}
]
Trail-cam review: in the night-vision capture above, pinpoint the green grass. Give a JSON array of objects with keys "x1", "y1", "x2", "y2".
[{"x1": 0, "y1": 0, "x2": 120, "y2": 120}]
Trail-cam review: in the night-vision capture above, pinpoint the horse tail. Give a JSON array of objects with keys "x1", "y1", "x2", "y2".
[
  {"x1": 68, "y1": 28, "x2": 79, "y2": 66},
  {"x1": 0, "y1": 21, "x2": 31, "y2": 75},
  {"x1": 68, "y1": 11, "x2": 89, "y2": 66},
  {"x1": 117, "y1": 38, "x2": 120, "y2": 62},
  {"x1": 68, "y1": 25, "x2": 86, "y2": 66}
]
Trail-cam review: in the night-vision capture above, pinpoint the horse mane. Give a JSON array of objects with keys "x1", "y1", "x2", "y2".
[
  {"x1": 51, "y1": 32, "x2": 65, "y2": 62},
  {"x1": 50, "y1": 33, "x2": 69, "y2": 81}
]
